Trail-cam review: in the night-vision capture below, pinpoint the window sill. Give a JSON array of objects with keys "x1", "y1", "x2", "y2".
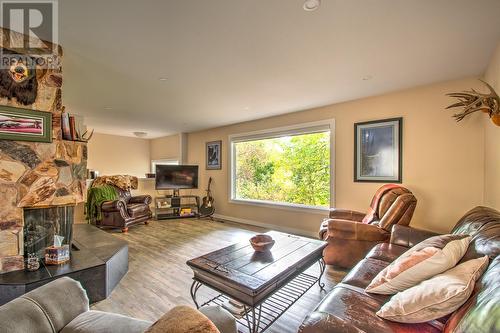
[{"x1": 229, "y1": 198, "x2": 330, "y2": 214}]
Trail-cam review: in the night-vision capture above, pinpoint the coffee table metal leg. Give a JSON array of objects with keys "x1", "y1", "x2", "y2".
[
  {"x1": 243, "y1": 306, "x2": 253, "y2": 332},
  {"x1": 243, "y1": 305, "x2": 263, "y2": 333},
  {"x1": 317, "y1": 258, "x2": 326, "y2": 290},
  {"x1": 190, "y1": 280, "x2": 202, "y2": 309},
  {"x1": 255, "y1": 306, "x2": 262, "y2": 332}
]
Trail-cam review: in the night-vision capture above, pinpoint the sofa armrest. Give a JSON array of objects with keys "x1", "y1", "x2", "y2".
[
  {"x1": 20, "y1": 277, "x2": 89, "y2": 332},
  {"x1": 101, "y1": 200, "x2": 127, "y2": 212},
  {"x1": 199, "y1": 306, "x2": 237, "y2": 333},
  {"x1": 323, "y1": 219, "x2": 389, "y2": 242},
  {"x1": 299, "y1": 312, "x2": 365, "y2": 333},
  {"x1": 128, "y1": 195, "x2": 152, "y2": 205},
  {"x1": 329, "y1": 208, "x2": 365, "y2": 222},
  {"x1": 390, "y1": 225, "x2": 440, "y2": 248}
]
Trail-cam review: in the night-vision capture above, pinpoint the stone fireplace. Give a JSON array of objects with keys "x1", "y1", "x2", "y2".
[
  {"x1": 0, "y1": 28, "x2": 87, "y2": 274},
  {"x1": 23, "y1": 206, "x2": 74, "y2": 260}
]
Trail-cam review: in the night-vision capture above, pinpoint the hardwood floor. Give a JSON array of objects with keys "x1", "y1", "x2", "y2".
[{"x1": 91, "y1": 218, "x2": 347, "y2": 333}]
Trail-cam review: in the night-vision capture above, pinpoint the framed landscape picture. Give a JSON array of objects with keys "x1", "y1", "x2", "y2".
[
  {"x1": 206, "y1": 140, "x2": 222, "y2": 170},
  {"x1": 0, "y1": 106, "x2": 52, "y2": 143},
  {"x1": 354, "y1": 118, "x2": 402, "y2": 183}
]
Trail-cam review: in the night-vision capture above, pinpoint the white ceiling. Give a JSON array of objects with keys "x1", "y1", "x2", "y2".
[{"x1": 59, "y1": 0, "x2": 500, "y2": 138}]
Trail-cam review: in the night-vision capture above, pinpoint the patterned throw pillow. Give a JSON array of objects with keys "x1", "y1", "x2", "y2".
[
  {"x1": 376, "y1": 256, "x2": 489, "y2": 323},
  {"x1": 145, "y1": 306, "x2": 220, "y2": 333},
  {"x1": 366, "y1": 234, "x2": 470, "y2": 294}
]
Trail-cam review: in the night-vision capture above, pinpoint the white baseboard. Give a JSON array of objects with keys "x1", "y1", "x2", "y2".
[{"x1": 213, "y1": 213, "x2": 317, "y2": 239}]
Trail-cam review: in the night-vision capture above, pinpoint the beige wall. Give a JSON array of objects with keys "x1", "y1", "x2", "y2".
[
  {"x1": 87, "y1": 133, "x2": 150, "y2": 178},
  {"x1": 150, "y1": 134, "x2": 181, "y2": 162},
  {"x1": 483, "y1": 43, "x2": 500, "y2": 210},
  {"x1": 187, "y1": 78, "x2": 486, "y2": 236}
]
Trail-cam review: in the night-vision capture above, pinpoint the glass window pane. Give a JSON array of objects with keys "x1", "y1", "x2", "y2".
[{"x1": 233, "y1": 131, "x2": 330, "y2": 208}]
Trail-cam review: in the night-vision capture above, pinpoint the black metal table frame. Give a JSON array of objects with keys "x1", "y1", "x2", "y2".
[{"x1": 190, "y1": 258, "x2": 326, "y2": 333}]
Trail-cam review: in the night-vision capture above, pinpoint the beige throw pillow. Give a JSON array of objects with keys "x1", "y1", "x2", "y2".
[
  {"x1": 376, "y1": 256, "x2": 489, "y2": 323},
  {"x1": 366, "y1": 234, "x2": 470, "y2": 294}
]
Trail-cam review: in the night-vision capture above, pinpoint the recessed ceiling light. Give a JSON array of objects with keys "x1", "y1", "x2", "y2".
[
  {"x1": 159, "y1": 77, "x2": 168, "y2": 81},
  {"x1": 103, "y1": 106, "x2": 113, "y2": 110},
  {"x1": 303, "y1": 0, "x2": 321, "y2": 11},
  {"x1": 362, "y1": 75, "x2": 373, "y2": 81},
  {"x1": 133, "y1": 131, "x2": 148, "y2": 138}
]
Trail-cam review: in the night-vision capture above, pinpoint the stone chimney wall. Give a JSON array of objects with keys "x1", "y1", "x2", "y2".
[{"x1": 0, "y1": 28, "x2": 87, "y2": 273}]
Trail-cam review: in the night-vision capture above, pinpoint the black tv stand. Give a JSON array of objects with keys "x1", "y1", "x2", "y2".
[{"x1": 154, "y1": 194, "x2": 200, "y2": 220}]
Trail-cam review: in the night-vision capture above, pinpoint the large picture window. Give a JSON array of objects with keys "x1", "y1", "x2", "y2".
[{"x1": 230, "y1": 121, "x2": 334, "y2": 210}]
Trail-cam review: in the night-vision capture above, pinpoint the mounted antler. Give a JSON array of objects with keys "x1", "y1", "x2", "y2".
[{"x1": 446, "y1": 80, "x2": 500, "y2": 125}]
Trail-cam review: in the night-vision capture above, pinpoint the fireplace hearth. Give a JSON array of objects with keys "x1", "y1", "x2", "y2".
[
  {"x1": 23, "y1": 206, "x2": 74, "y2": 260},
  {"x1": 0, "y1": 224, "x2": 129, "y2": 306}
]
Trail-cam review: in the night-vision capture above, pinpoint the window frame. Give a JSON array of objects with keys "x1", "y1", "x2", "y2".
[
  {"x1": 151, "y1": 159, "x2": 179, "y2": 173},
  {"x1": 228, "y1": 119, "x2": 335, "y2": 212}
]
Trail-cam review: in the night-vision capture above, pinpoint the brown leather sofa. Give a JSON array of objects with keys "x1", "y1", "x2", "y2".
[
  {"x1": 320, "y1": 185, "x2": 417, "y2": 268},
  {"x1": 300, "y1": 206, "x2": 500, "y2": 333},
  {"x1": 97, "y1": 185, "x2": 152, "y2": 232}
]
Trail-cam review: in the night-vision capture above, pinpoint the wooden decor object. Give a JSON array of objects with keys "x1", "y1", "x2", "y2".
[
  {"x1": 446, "y1": 80, "x2": 500, "y2": 126},
  {"x1": 249, "y1": 234, "x2": 275, "y2": 252}
]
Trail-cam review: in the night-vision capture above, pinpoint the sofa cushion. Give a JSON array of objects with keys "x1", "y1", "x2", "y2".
[
  {"x1": 300, "y1": 284, "x2": 441, "y2": 333},
  {"x1": 451, "y1": 206, "x2": 500, "y2": 262},
  {"x1": 61, "y1": 310, "x2": 152, "y2": 333},
  {"x1": 366, "y1": 243, "x2": 407, "y2": 263},
  {"x1": 342, "y1": 258, "x2": 390, "y2": 289},
  {"x1": 366, "y1": 235, "x2": 470, "y2": 294},
  {"x1": 377, "y1": 256, "x2": 489, "y2": 323}
]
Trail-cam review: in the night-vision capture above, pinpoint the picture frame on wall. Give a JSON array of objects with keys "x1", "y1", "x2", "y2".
[
  {"x1": 206, "y1": 140, "x2": 222, "y2": 170},
  {"x1": 354, "y1": 117, "x2": 402, "y2": 183},
  {"x1": 0, "y1": 106, "x2": 52, "y2": 143}
]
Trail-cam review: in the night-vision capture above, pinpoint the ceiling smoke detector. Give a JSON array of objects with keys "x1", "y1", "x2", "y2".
[
  {"x1": 303, "y1": 0, "x2": 321, "y2": 11},
  {"x1": 133, "y1": 131, "x2": 148, "y2": 138}
]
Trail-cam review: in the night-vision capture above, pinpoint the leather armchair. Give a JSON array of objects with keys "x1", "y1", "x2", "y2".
[
  {"x1": 320, "y1": 185, "x2": 417, "y2": 268},
  {"x1": 97, "y1": 185, "x2": 152, "y2": 232}
]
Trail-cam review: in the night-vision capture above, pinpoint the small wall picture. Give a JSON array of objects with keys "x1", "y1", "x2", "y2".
[
  {"x1": 354, "y1": 118, "x2": 402, "y2": 183},
  {"x1": 206, "y1": 140, "x2": 222, "y2": 170},
  {"x1": 0, "y1": 106, "x2": 52, "y2": 143}
]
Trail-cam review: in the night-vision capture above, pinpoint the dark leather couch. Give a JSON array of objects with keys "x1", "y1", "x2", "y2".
[
  {"x1": 320, "y1": 185, "x2": 417, "y2": 268},
  {"x1": 97, "y1": 185, "x2": 152, "y2": 232},
  {"x1": 300, "y1": 206, "x2": 500, "y2": 333}
]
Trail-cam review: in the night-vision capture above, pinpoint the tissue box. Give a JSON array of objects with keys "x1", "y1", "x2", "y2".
[{"x1": 45, "y1": 245, "x2": 70, "y2": 265}]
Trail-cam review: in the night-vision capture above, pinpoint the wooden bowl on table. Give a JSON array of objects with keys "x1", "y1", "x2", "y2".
[{"x1": 250, "y1": 234, "x2": 275, "y2": 252}]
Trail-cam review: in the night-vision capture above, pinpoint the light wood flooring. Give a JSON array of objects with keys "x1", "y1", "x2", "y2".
[{"x1": 91, "y1": 218, "x2": 347, "y2": 333}]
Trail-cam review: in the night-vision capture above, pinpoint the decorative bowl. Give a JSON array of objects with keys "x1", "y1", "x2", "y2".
[{"x1": 250, "y1": 234, "x2": 275, "y2": 252}]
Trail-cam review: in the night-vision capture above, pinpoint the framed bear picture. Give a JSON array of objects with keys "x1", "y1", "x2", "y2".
[
  {"x1": 354, "y1": 118, "x2": 402, "y2": 183},
  {"x1": 0, "y1": 106, "x2": 52, "y2": 143}
]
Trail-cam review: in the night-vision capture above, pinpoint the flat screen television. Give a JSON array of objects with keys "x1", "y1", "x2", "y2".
[{"x1": 155, "y1": 165, "x2": 199, "y2": 190}]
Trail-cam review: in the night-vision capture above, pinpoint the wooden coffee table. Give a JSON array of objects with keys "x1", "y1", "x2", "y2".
[{"x1": 186, "y1": 231, "x2": 327, "y2": 333}]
